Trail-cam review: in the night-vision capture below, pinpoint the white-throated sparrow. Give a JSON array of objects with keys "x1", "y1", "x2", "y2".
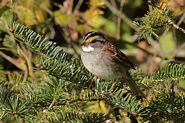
[{"x1": 81, "y1": 32, "x2": 145, "y2": 97}]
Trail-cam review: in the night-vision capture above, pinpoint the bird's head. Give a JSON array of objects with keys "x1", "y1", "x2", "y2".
[{"x1": 81, "y1": 32, "x2": 106, "y2": 52}]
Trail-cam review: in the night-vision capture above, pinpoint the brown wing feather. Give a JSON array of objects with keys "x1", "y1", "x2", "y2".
[{"x1": 102, "y1": 41, "x2": 134, "y2": 69}]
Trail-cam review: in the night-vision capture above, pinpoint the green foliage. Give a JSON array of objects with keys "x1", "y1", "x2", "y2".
[
  {"x1": 13, "y1": 23, "x2": 92, "y2": 86},
  {"x1": 159, "y1": 31, "x2": 176, "y2": 53},
  {"x1": 106, "y1": 89, "x2": 142, "y2": 112},
  {"x1": 1, "y1": 22, "x2": 182, "y2": 122},
  {"x1": 0, "y1": 85, "x2": 32, "y2": 121},
  {"x1": 154, "y1": 63, "x2": 185, "y2": 81},
  {"x1": 46, "y1": 112, "x2": 106, "y2": 123},
  {"x1": 1, "y1": 10, "x2": 185, "y2": 121},
  {"x1": 0, "y1": 5, "x2": 13, "y2": 31},
  {"x1": 13, "y1": 23, "x2": 66, "y2": 60},
  {"x1": 135, "y1": 6, "x2": 171, "y2": 39},
  {"x1": 0, "y1": 74, "x2": 143, "y2": 122},
  {"x1": 141, "y1": 89, "x2": 185, "y2": 122},
  {"x1": 0, "y1": 0, "x2": 185, "y2": 122},
  {"x1": 14, "y1": 0, "x2": 50, "y2": 26}
]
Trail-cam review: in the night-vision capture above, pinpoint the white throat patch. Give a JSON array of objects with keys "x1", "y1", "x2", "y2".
[{"x1": 82, "y1": 46, "x2": 94, "y2": 52}]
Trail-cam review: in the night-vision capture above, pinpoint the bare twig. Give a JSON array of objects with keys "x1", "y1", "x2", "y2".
[
  {"x1": 0, "y1": 51, "x2": 26, "y2": 71},
  {"x1": 170, "y1": 13, "x2": 185, "y2": 34},
  {"x1": 169, "y1": 20, "x2": 185, "y2": 34},
  {"x1": 121, "y1": 40, "x2": 167, "y2": 60},
  {"x1": 110, "y1": 0, "x2": 117, "y2": 8},
  {"x1": 63, "y1": 29, "x2": 81, "y2": 58},
  {"x1": 0, "y1": 51, "x2": 28, "y2": 82},
  {"x1": 116, "y1": 0, "x2": 125, "y2": 40},
  {"x1": 105, "y1": 1, "x2": 139, "y2": 31},
  {"x1": 17, "y1": 43, "x2": 34, "y2": 78},
  {"x1": 74, "y1": 0, "x2": 83, "y2": 11},
  {"x1": 177, "y1": 13, "x2": 185, "y2": 26},
  {"x1": 48, "y1": 98, "x2": 57, "y2": 110},
  {"x1": 174, "y1": 43, "x2": 185, "y2": 57},
  {"x1": 172, "y1": 13, "x2": 185, "y2": 48}
]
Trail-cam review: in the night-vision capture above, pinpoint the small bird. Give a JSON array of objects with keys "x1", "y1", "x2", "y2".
[{"x1": 81, "y1": 32, "x2": 145, "y2": 97}]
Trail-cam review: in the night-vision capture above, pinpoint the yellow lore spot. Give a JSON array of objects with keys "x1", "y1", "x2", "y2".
[
  {"x1": 86, "y1": 36, "x2": 99, "y2": 43},
  {"x1": 86, "y1": 37, "x2": 94, "y2": 43}
]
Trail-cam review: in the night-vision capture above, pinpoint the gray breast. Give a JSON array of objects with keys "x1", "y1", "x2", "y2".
[{"x1": 81, "y1": 49, "x2": 125, "y2": 80}]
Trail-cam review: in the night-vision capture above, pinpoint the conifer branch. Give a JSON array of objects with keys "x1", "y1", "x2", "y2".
[
  {"x1": 6, "y1": 22, "x2": 185, "y2": 122},
  {"x1": 153, "y1": 63, "x2": 185, "y2": 81},
  {"x1": 12, "y1": 23, "x2": 93, "y2": 86}
]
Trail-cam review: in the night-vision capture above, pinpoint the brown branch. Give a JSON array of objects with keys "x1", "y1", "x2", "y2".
[
  {"x1": 169, "y1": 20, "x2": 185, "y2": 34},
  {"x1": 120, "y1": 40, "x2": 168, "y2": 60}
]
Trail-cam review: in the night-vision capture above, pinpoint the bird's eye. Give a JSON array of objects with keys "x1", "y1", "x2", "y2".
[{"x1": 90, "y1": 39, "x2": 96, "y2": 43}]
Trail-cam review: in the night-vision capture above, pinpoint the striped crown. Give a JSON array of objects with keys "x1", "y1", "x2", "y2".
[{"x1": 82, "y1": 32, "x2": 105, "y2": 44}]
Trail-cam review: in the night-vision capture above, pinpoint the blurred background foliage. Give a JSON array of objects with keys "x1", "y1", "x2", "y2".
[
  {"x1": 0, "y1": 0, "x2": 185, "y2": 122},
  {"x1": 0, "y1": 0, "x2": 183, "y2": 75}
]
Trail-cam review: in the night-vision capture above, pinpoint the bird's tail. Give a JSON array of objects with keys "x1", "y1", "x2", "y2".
[{"x1": 125, "y1": 72, "x2": 146, "y2": 98}]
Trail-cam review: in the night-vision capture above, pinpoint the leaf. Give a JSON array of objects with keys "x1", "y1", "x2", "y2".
[
  {"x1": 90, "y1": 16, "x2": 116, "y2": 32},
  {"x1": 53, "y1": 10, "x2": 77, "y2": 27},
  {"x1": 89, "y1": 0, "x2": 105, "y2": 7},
  {"x1": 14, "y1": 0, "x2": 50, "y2": 25},
  {"x1": 0, "y1": 6, "x2": 10, "y2": 17},
  {"x1": 178, "y1": 80, "x2": 185, "y2": 87},
  {"x1": 159, "y1": 31, "x2": 176, "y2": 58},
  {"x1": 0, "y1": 5, "x2": 13, "y2": 32},
  {"x1": 15, "y1": 6, "x2": 36, "y2": 26},
  {"x1": 35, "y1": 10, "x2": 45, "y2": 23},
  {"x1": 83, "y1": 0, "x2": 105, "y2": 25}
]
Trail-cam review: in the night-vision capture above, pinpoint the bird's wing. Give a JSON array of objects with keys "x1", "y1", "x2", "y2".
[{"x1": 102, "y1": 41, "x2": 134, "y2": 69}]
